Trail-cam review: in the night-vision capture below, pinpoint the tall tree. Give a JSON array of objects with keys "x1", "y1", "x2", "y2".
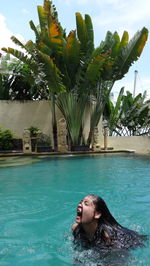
[{"x1": 1, "y1": 0, "x2": 149, "y2": 148}]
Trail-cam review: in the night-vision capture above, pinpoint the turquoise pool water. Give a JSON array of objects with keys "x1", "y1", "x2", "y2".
[{"x1": 0, "y1": 154, "x2": 150, "y2": 265}]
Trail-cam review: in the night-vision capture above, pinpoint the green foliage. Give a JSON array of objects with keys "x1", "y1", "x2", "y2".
[
  {"x1": 0, "y1": 54, "x2": 45, "y2": 100},
  {"x1": 28, "y1": 126, "x2": 41, "y2": 136},
  {"x1": 104, "y1": 87, "x2": 124, "y2": 135},
  {"x1": 105, "y1": 89, "x2": 150, "y2": 136},
  {"x1": 2, "y1": 2, "x2": 148, "y2": 98},
  {"x1": 0, "y1": 74, "x2": 11, "y2": 100},
  {"x1": 1, "y1": 0, "x2": 149, "y2": 146},
  {"x1": 0, "y1": 128, "x2": 14, "y2": 150},
  {"x1": 120, "y1": 91, "x2": 150, "y2": 135},
  {"x1": 76, "y1": 12, "x2": 94, "y2": 55},
  {"x1": 56, "y1": 93, "x2": 87, "y2": 145},
  {"x1": 113, "y1": 28, "x2": 149, "y2": 80}
]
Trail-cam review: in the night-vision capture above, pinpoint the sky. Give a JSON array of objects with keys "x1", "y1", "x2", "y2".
[{"x1": 0, "y1": 0, "x2": 150, "y2": 99}]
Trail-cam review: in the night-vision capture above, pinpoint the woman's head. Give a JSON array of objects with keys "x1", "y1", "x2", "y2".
[
  {"x1": 76, "y1": 195, "x2": 101, "y2": 225},
  {"x1": 76, "y1": 194, "x2": 119, "y2": 226}
]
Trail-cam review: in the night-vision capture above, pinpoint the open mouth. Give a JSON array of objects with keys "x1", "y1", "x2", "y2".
[{"x1": 76, "y1": 206, "x2": 82, "y2": 222}]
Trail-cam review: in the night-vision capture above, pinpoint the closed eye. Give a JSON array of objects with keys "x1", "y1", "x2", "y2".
[{"x1": 84, "y1": 200, "x2": 90, "y2": 206}]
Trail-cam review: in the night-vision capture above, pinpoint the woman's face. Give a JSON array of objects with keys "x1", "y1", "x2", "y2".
[{"x1": 76, "y1": 195, "x2": 100, "y2": 225}]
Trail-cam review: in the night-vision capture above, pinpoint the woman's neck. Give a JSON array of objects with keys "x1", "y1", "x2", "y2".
[{"x1": 82, "y1": 220, "x2": 98, "y2": 240}]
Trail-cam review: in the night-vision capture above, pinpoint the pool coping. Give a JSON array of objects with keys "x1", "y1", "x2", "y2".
[{"x1": 0, "y1": 149, "x2": 136, "y2": 157}]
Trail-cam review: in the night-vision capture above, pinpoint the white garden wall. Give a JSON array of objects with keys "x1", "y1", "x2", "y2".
[
  {"x1": 0, "y1": 100, "x2": 91, "y2": 146},
  {"x1": 0, "y1": 100, "x2": 54, "y2": 138},
  {"x1": 0, "y1": 100, "x2": 149, "y2": 154},
  {"x1": 107, "y1": 136, "x2": 150, "y2": 154}
]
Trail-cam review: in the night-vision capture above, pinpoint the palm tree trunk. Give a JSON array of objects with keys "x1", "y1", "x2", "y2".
[
  {"x1": 87, "y1": 129, "x2": 93, "y2": 146},
  {"x1": 51, "y1": 93, "x2": 58, "y2": 151}
]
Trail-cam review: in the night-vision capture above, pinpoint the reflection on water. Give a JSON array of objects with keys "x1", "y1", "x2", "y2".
[{"x1": 0, "y1": 156, "x2": 41, "y2": 167}]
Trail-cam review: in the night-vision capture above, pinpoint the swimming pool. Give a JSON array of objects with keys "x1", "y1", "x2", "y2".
[{"x1": 0, "y1": 154, "x2": 149, "y2": 265}]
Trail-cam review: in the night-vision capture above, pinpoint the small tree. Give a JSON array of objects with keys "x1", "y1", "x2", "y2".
[
  {"x1": 119, "y1": 91, "x2": 150, "y2": 136},
  {"x1": 104, "y1": 90, "x2": 150, "y2": 136}
]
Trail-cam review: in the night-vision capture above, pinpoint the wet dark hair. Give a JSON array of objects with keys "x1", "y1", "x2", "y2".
[{"x1": 89, "y1": 194, "x2": 120, "y2": 226}]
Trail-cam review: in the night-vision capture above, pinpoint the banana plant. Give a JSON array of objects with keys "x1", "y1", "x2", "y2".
[
  {"x1": 119, "y1": 91, "x2": 150, "y2": 135},
  {"x1": 1, "y1": 0, "x2": 149, "y2": 148},
  {"x1": 105, "y1": 90, "x2": 150, "y2": 136},
  {"x1": 1, "y1": 1, "x2": 109, "y2": 149},
  {"x1": 87, "y1": 28, "x2": 148, "y2": 144}
]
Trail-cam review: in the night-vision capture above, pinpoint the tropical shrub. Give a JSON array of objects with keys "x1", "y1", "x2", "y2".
[
  {"x1": 119, "y1": 91, "x2": 150, "y2": 136},
  {"x1": 104, "y1": 90, "x2": 150, "y2": 136},
  {"x1": 0, "y1": 127, "x2": 14, "y2": 150},
  {"x1": 28, "y1": 126, "x2": 41, "y2": 137}
]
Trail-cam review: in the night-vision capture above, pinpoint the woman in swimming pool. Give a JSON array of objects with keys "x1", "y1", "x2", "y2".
[{"x1": 72, "y1": 194, "x2": 147, "y2": 250}]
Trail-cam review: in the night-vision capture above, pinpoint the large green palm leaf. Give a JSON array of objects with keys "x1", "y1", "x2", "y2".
[
  {"x1": 85, "y1": 14, "x2": 94, "y2": 52},
  {"x1": 36, "y1": 51, "x2": 65, "y2": 92},
  {"x1": 37, "y1": 1, "x2": 64, "y2": 53},
  {"x1": 2, "y1": 47, "x2": 35, "y2": 68},
  {"x1": 84, "y1": 54, "x2": 108, "y2": 88},
  {"x1": 63, "y1": 30, "x2": 81, "y2": 88},
  {"x1": 76, "y1": 12, "x2": 94, "y2": 55},
  {"x1": 2, "y1": 46, "x2": 64, "y2": 93},
  {"x1": 76, "y1": 12, "x2": 88, "y2": 54},
  {"x1": 114, "y1": 27, "x2": 148, "y2": 80}
]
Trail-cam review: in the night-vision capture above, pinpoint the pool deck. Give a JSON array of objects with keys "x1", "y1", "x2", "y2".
[{"x1": 0, "y1": 149, "x2": 136, "y2": 157}]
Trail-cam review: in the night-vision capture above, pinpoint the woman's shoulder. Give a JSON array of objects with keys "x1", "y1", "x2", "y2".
[
  {"x1": 72, "y1": 223, "x2": 83, "y2": 238},
  {"x1": 72, "y1": 223, "x2": 78, "y2": 232}
]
